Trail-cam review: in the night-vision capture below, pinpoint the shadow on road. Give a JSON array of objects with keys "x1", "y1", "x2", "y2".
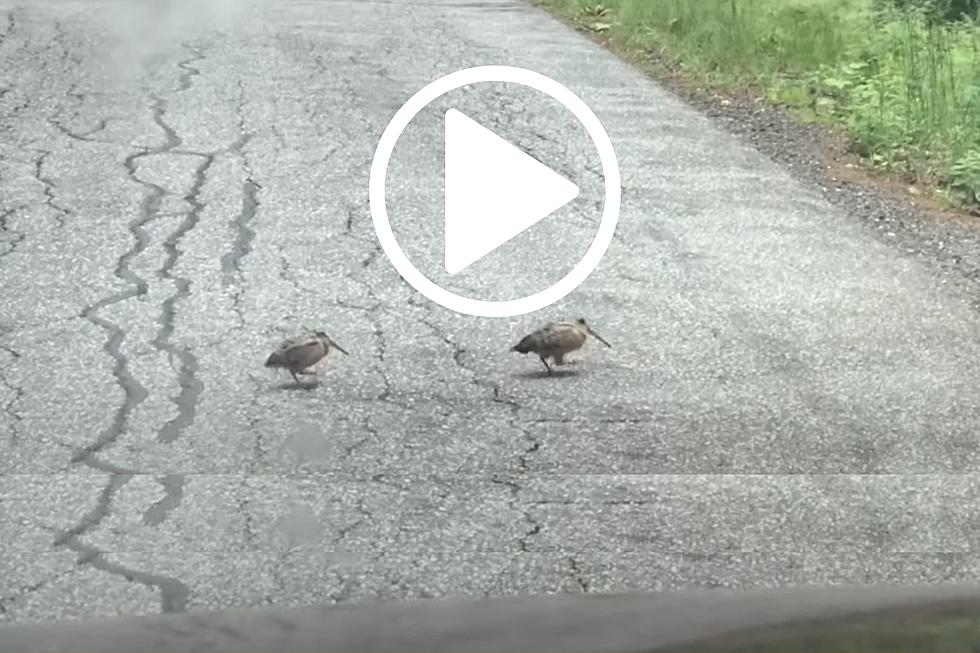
[
  {"x1": 513, "y1": 368, "x2": 580, "y2": 380},
  {"x1": 273, "y1": 381, "x2": 321, "y2": 391}
]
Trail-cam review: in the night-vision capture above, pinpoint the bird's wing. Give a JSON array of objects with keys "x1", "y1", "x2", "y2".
[
  {"x1": 536, "y1": 323, "x2": 570, "y2": 349},
  {"x1": 276, "y1": 334, "x2": 321, "y2": 364}
]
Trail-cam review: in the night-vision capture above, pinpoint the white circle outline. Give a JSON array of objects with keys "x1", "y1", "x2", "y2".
[{"x1": 369, "y1": 65, "x2": 621, "y2": 318}]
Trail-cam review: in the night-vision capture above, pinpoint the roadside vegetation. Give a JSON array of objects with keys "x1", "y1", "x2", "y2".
[{"x1": 537, "y1": 0, "x2": 980, "y2": 211}]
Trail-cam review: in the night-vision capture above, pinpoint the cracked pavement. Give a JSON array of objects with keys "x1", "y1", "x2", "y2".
[{"x1": 3, "y1": 0, "x2": 980, "y2": 626}]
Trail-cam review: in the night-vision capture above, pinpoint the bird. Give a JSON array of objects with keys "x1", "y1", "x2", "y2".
[
  {"x1": 511, "y1": 318, "x2": 611, "y2": 375},
  {"x1": 265, "y1": 328, "x2": 348, "y2": 384}
]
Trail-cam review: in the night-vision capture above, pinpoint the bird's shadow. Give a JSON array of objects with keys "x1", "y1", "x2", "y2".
[
  {"x1": 514, "y1": 368, "x2": 580, "y2": 380},
  {"x1": 275, "y1": 380, "x2": 321, "y2": 391}
]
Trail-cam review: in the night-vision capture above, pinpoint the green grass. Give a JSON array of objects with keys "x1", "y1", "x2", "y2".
[{"x1": 539, "y1": 0, "x2": 980, "y2": 209}]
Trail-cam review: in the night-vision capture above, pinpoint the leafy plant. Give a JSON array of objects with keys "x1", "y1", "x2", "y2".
[{"x1": 551, "y1": 0, "x2": 980, "y2": 209}]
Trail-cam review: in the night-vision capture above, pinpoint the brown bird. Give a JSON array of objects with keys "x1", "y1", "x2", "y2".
[
  {"x1": 265, "y1": 328, "x2": 348, "y2": 384},
  {"x1": 511, "y1": 318, "x2": 611, "y2": 375}
]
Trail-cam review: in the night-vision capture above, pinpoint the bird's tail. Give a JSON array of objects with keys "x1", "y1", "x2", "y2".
[{"x1": 264, "y1": 352, "x2": 283, "y2": 367}]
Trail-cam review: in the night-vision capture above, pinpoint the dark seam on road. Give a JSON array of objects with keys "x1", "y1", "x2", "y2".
[
  {"x1": 51, "y1": 19, "x2": 81, "y2": 67},
  {"x1": 51, "y1": 470, "x2": 190, "y2": 611},
  {"x1": 54, "y1": 473, "x2": 133, "y2": 547},
  {"x1": 120, "y1": 93, "x2": 181, "y2": 298},
  {"x1": 341, "y1": 414, "x2": 378, "y2": 461},
  {"x1": 73, "y1": 541, "x2": 189, "y2": 613},
  {"x1": 32, "y1": 148, "x2": 72, "y2": 228},
  {"x1": 48, "y1": 116, "x2": 109, "y2": 143},
  {"x1": 218, "y1": 80, "x2": 260, "y2": 330},
  {"x1": 0, "y1": 205, "x2": 26, "y2": 262},
  {"x1": 220, "y1": 176, "x2": 260, "y2": 316},
  {"x1": 403, "y1": 291, "x2": 545, "y2": 551},
  {"x1": 143, "y1": 474, "x2": 186, "y2": 526},
  {"x1": 60, "y1": 48, "x2": 206, "y2": 612},
  {"x1": 335, "y1": 495, "x2": 372, "y2": 543},
  {"x1": 0, "y1": 567, "x2": 79, "y2": 616},
  {"x1": 369, "y1": 473, "x2": 413, "y2": 493},
  {"x1": 152, "y1": 151, "x2": 212, "y2": 444},
  {"x1": 490, "y1": 475, "x2": 542, "y2": 553},
  {"x1": 73, "y1": 304, "x2": 150, "y2": 464},
  {"x1": 176, "y1": 46, "x2": 204, "y2": 93},
  {"x1": 1, "y1": 9, "x2": 11, "y2": 32},
  {"x1": 71, "y1": 95, "x2": 181, "y2": 462},
  {"x1": 325, "y1": 205, "x2": 395, "y2": 403},
  {"x1": 0, "y1": 92, "x2": 31, "y2": 136},
  {"x1": 0, "y1": 10, "x2": 14, "y2": 51},
  {"x1": 0, "y1": 341, "x2": 24, "y2": 443},
  {"x1": 568, "y1": 556, "x2": 591, "y2": 593}
]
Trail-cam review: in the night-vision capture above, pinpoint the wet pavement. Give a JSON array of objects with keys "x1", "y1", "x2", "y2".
[{"x1": 2, "y1": 0, "x2": 980, "y2": 624}]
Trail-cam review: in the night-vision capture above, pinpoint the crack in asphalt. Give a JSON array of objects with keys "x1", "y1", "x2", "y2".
[
  {"x1": 0, "y1": 92, "x2": 32, "y2": 139},
  {"x1": 334, "y1": 495, "x2": 373, "y2": 543},
  {"x1": 568, "y1": 556, "x2": 590, "y2": 593},
  {"x1": 54, "y1": 473, "x2": 133, "y2": 547},
  {"x1": 329, "y1": 210, "x2": 399, "y2": 404},
  {"x1": 368, "y1": 473, "x2": 414, "y2": 495},
  {"x1": 142, "y1": 474, "x2": 186, "y2": 527},
  {"x1": 0, "y1": 12, "x2": 13, "y2": 49},
  {"x1": 342, "y1": 414, "x2": 377, "y2": 461},
  {"x1": 400, "y1": 297, "x2": 549, "y2": 551},
  {"x1": 119, "y1": 93, "x2": 182, "y2": 298},
  {"x1": 73, "y1": 541, "x2": 189, "y2": 613},
  {"x1": 175, "y1": 46, "x2": 204, "y2": 93},
  {"x1": 72, "y1": 305, "x2": 150, "y2": 464},
  {"x1": 48, "y1": 116, "x2": 109, "y2": 143},
  {"x1": 402, "y1": 291, "x2": 546, "y2": 539},
  {"x1": 59, "y1": 46, "x2": 210, "y2": 615},
  {"x1": 237, "y1": 486, "x2": 258, "y2": 548},
  {"x1": 0, "y1": 341, "x2": 24, "y2": 443},
  {"x1": 72, "y1": 93, "x2": 183, "y2": 463},
  {"x1": 0, "y1": 568, "x2": 79, "y2": 616},
  {"x1": 490, "y1": 475, "x2": 541, "y2": 553},
  {"x1": 243, "y1": 374, "x2": 267, "y2": 471},
  {"x1": 221, "y1": 79, "x2": 261, "y2": 328},
  {"x1": 220, "y1": 177, "x2": 260, "y2": 326},
  {"x1": 51, "y1": 471, "x2": 190, "y2": 612},
  {"x1": 51, "y1": 19, "x2": 81, "y2": 67},
  {"x1": 0, "y1": 205, "x2": 26, "y2": 262},
  {"x1": 32, "y1": 148, "x2": 72, "y2": 227},
  {"x1": 152, "y1": 150, "x2": 213, "y2": 444}
]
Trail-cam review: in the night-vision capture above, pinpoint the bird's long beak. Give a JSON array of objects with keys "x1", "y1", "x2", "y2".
[
  {"x1": 588, "y1": 328, "x2": 612, "y2": 348},
  {"x1": 330, "y1": 339, "x2": 349, "y2": 355}
]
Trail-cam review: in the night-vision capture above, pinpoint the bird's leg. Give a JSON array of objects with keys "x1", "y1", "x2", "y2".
[
  {"x1": 289, "y1": 369, "x2": 300, "y2": 384},
  {"x1": 539, "y1": 355, "x2": 553, "y2": 375}
]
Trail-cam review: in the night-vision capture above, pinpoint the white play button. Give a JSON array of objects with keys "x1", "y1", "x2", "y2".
[
  {"x1": 443, "y1": 108, "x2": 580, "y2": 275},
  {"x1": 369, "y1": 65, "x2": 621, "y2": 318}
]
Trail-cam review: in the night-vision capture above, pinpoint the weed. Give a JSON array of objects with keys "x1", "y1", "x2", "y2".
[{"x1": 540, "y1": 0, "x2": 980, "y2": 209}]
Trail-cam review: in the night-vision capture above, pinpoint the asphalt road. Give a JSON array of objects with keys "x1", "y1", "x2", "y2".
[{"x1": 2, "y1": 0, "x2": 980, "y2": 626}]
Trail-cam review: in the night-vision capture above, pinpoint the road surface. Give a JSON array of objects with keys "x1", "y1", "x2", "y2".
[{"x1": 2, "y1": 0, "x2": 980, "y2": 624}]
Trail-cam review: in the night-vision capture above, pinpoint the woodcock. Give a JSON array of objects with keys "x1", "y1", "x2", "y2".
[
  {"x1": 265, "y1": 329, "x2": 348, "y2": 384},
  {"x1": 511, "y1": 318, "x2": 611, "y2": 375}
]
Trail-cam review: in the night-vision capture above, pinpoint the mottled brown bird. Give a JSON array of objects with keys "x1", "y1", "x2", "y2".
[
  {"x1": 511, "y1": 318, "x2": 611, "y2": 375},
  {"x1": 265, "y1": 329, "x2": 348, "y2": 383}
]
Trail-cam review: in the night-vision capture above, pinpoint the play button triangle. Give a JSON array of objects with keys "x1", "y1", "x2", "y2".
[{"x1": 444, "y1": 108, "x2": 580, "y2": 275}]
